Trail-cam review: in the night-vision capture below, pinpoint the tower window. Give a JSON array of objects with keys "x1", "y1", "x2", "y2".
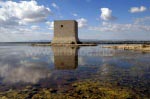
[{"x1": 61, "y1": 25, "x2": 63, "y2": 28}]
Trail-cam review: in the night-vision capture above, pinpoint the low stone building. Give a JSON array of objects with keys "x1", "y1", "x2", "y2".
[{"x1": 52, "y1": 20, "x2": 79, "y2": 44}]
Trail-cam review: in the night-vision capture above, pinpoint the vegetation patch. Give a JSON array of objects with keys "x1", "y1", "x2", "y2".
[{"x1": 0, "y1": 80, "x2": 144, "y2": 99}]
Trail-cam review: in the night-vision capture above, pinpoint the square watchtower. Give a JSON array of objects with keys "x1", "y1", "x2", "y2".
[{"x1": 52, "y1": 20, "x2": 79, "y2": 44}]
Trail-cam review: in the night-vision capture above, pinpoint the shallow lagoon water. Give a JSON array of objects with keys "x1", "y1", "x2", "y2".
[{"x1": 0, "y1": 45, "x2": 149, "y2": 98}]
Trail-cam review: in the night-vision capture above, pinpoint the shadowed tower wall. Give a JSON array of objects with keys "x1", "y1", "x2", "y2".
[{"x1": 52, "y1": 20, "x2": 79, "y2": 44}]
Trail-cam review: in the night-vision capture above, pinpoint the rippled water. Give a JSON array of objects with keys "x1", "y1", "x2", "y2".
[{"x1": 0, "y1": 45, "x2": 149, "y2": 97}]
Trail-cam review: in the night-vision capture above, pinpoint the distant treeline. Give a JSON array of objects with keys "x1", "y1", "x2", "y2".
[
  {"x1": 0, "y1": 41, "x2": 150, "y2": 45},
  {"x1": 82, "y1": 40, "x2": 150, "y2": 44}
]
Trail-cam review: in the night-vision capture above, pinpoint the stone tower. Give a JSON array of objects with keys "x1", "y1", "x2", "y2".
[{"x1": 52, "y1": 20, "x2": 79, "y2": 44}]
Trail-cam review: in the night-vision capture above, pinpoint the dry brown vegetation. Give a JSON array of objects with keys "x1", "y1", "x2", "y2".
[{"x1": 104, "y1": 44, "x2": 150, "y2": 52}]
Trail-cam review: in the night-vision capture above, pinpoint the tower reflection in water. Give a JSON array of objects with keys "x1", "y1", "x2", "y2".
[{"x1": 52, "y1": 46, "x2": 79, "y2": 70}]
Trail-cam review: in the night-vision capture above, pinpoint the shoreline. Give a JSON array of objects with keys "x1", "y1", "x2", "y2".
[
  {"x1": 32, "y1": 43, "x2": 98, "y2": 47},
  {"x1": 103, "y1": 44, "x2": 150, "y2": 52}
]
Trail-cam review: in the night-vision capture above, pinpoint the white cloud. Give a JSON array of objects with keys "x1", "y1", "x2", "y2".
[
  {"x1": 46, "y1": 18, "x2": 88, "y2": 29},
  {"x1": 0, "y1": 26, "x2": 51, "y2": 42},
  {"x1": 0, "y1": 0, "x2": 52, "y2": 42},
  {"x1": 89, "y1": 21, "x2": 150, "y2": 32},
  {"x1": 0, "y1": 0, "x2": 51, "y2": 25},
  {"x1": 72, "y1": 13, "x2": 78, "y2": 17},
  {"x1": 134, "y1": 16, "x2": 150, "y2": 25},
  {"x1": 77, "y1": 18, "x2": 88, "y2": 28},
  {"x1": 51, "y1": 2, "x2": 59, "y2": 9},
  {"x1": 129, "y1": 6, "x2": 146, "y2": 13},
  {"x1": 100, "y1": 8, "x2": 116, "y2": 21},
  {"x1": 46, "y1": 21, "x2": 54, "y2": 30},
  {"x1": 31, "y1": 25, "x2": 40, "y2": 30}
]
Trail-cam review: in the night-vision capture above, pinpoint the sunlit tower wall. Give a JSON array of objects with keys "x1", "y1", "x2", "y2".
[{"x1": 52, "y1": 20, "x2": 79, "y2": 44}]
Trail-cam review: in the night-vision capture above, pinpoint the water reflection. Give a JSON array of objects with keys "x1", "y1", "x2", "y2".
[
  {"x1": 0, "y1": 45, "x2": 149, "y2": 97},
  {"x1": 0, "y1": 46, "x2": 53, "y2": 84},
  {"x1": 0, "y1": 46, "x2": 79, "y2": 85},
  {"x1": 0, "y1": 60, "x2": 52, "y2": 84},
  {"x1": 52, "y1": 46, "x2": 78, "y2": 70}
]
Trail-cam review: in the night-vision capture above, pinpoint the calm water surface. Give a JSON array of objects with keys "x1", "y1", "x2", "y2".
[{"x1": 0, "y1": 45, "x2": 149, "y2": 97}]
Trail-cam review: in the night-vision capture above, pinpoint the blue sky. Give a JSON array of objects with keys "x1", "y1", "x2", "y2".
[{"x1": 0, "y1": 0, "x2": 150, "y2": 42}]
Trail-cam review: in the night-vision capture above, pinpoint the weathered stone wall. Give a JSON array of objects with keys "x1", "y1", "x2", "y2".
[{"x1": 52, "y1": 20, "x2": 79, "y2": 44}]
